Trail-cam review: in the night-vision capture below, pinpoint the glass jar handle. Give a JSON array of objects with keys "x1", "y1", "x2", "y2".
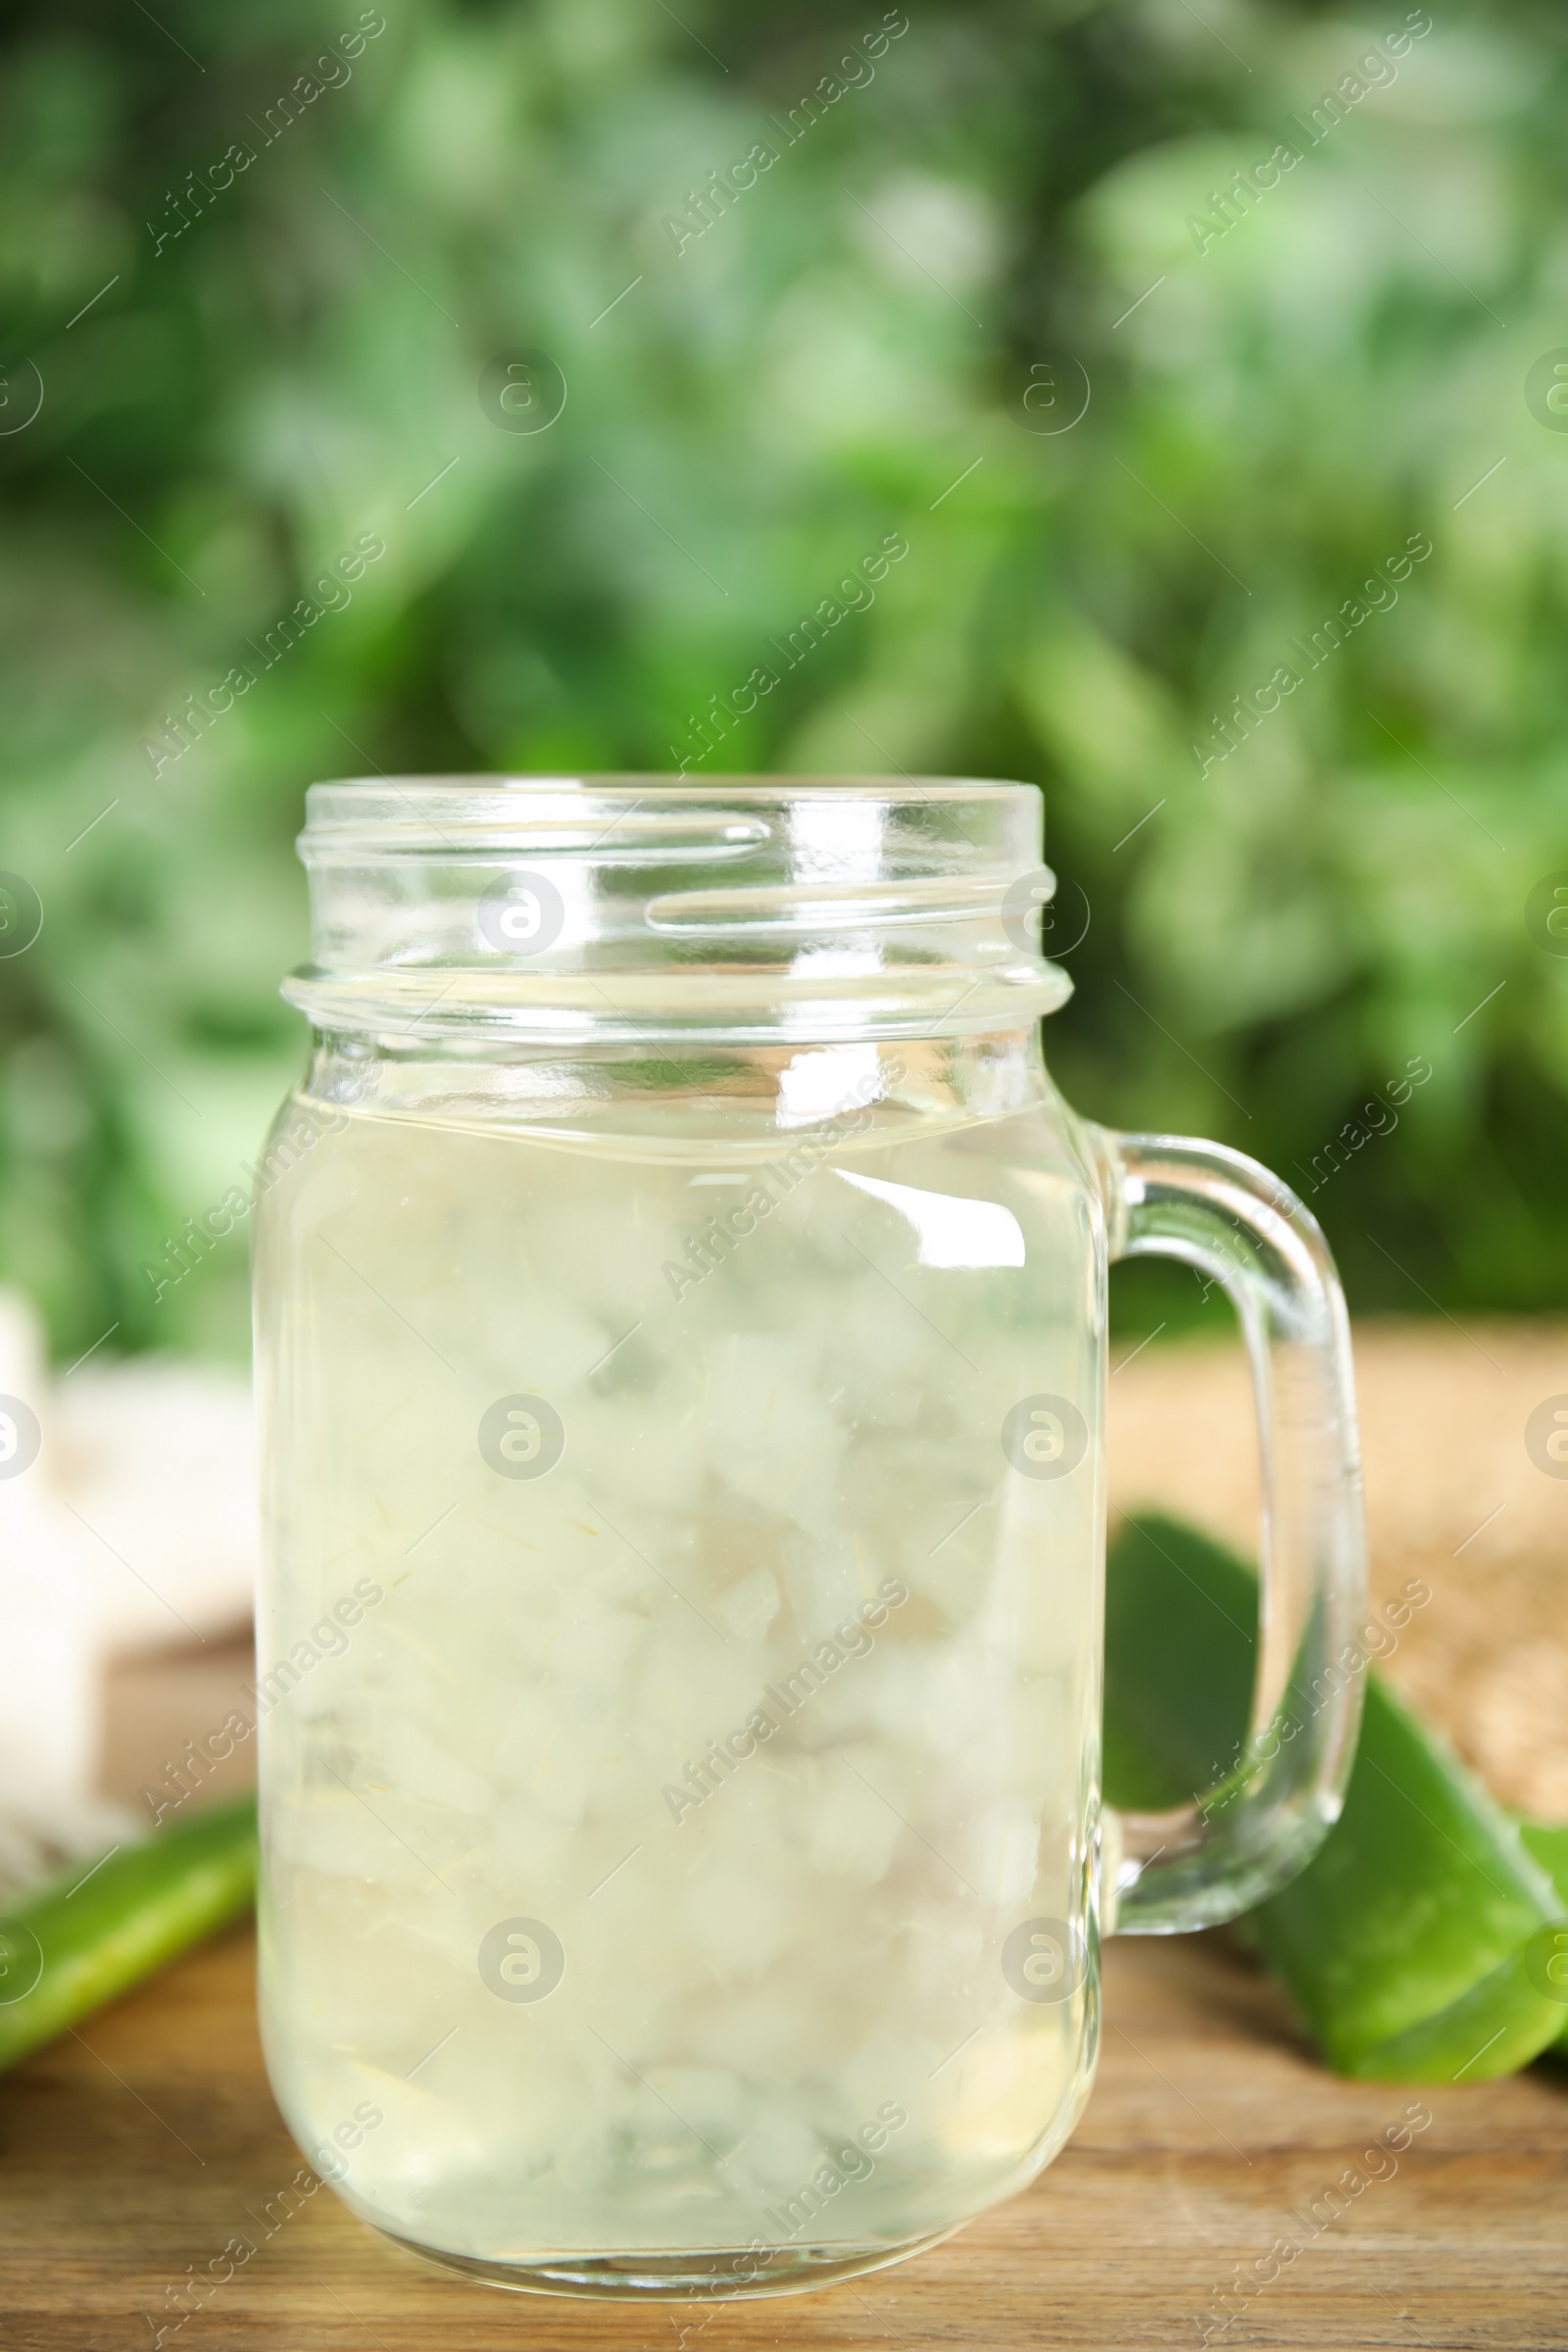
[{"x1": 1096, "y1": 1129, "x2": 1368, "y2": 1933}]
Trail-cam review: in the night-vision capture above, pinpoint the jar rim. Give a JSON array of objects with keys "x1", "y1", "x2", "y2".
[
  {"x1": 288, "y1": 772, "x2": 1071, "y2": 1046},
  {"x1": 299, "y1": 773, "x2": 1041, "y2": 847},
  {"x1": 306, "y1": 770, "x2": 1036, "y2": 795}
]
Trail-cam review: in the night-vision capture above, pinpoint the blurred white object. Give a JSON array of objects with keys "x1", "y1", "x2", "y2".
[{"x1": 0, "y1": 1288, "x2": 255, "y2": 1889}]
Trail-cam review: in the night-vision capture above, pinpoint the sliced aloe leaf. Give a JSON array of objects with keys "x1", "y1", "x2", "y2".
[
  {"x1": 0, "y1": 1795, "x2": 256, "y2": 2074},
  {"x1": 1104, "y1": 1515, "x2": 1567, "y2": 2082}
]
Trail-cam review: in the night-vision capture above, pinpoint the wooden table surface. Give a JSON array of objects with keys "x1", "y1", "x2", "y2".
[
  {"x1": 3, "y1": 1923, "x2": 1564, "y2": 2352},
  {"x1": 25, "y1": 1324, "x2": 1568, "y2": 2350}
]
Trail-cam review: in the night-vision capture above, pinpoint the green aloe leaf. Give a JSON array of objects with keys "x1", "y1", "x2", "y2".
[
  {"x1": 1104, "y1": 1515, "x2": 1568, "y2": 2081},
  {"x1": 0, "y1": 1796, "x2": 256, "y2": 2075}
]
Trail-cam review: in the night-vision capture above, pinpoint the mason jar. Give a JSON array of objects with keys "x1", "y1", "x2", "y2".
[{"x1": 252, "y1": 775, "x2": 1364, "y2": 2299}]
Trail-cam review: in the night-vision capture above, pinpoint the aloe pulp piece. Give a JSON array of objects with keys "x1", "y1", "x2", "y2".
[
  {"x1": 1104, "y1": 1515, "x2": 1567, "y2": 2082},
  {"x1": 0, "y1": 1795, "x2": 257, "y2": 2074}
]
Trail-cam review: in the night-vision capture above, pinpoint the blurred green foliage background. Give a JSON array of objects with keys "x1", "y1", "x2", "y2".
[{"x1": 1, "y1": 0, "x2": 1564, "y2": 1363}]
